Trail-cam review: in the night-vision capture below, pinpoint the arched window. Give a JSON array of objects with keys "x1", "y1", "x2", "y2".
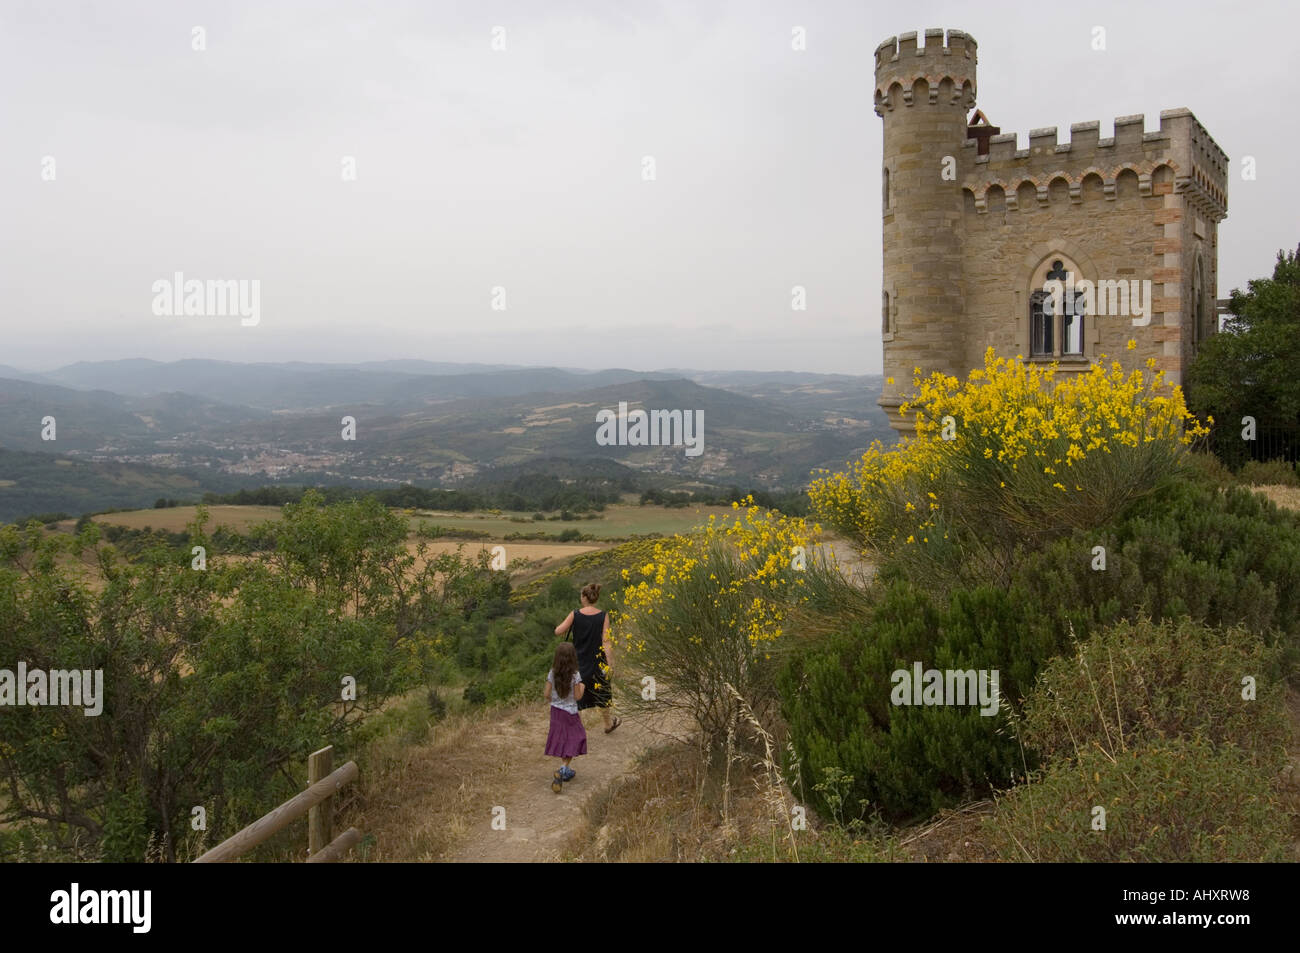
[
  {"x1": 882, "y1": 291, "x2": 891, "y2": 334},
  {"x1": 1028, "y1": 257, "x2": 1087, "y2": 359},
  {"x1": 1195, "y1": 256, "x2": 1212, "y2": 346},
  {"x1": 883, "y1": 167, "x2": 890, "y2": 211}
]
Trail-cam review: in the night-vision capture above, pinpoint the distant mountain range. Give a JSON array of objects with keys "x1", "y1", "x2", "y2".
[{"x1": 0, "y1": 359, "x2": 890, "y2": 522}]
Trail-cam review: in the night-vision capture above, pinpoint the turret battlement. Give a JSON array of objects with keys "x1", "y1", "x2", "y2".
[
  {"x1": 956, "y1": 109, "x2": 1228, "y2": 221},
  {"x1": 874, "y1": 28, "x2": 976, "y2": 114}
]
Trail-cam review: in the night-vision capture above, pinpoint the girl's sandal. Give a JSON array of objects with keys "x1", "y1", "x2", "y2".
[{"x1": 604, "y1": 717, "x2": 621, "y2": 734}]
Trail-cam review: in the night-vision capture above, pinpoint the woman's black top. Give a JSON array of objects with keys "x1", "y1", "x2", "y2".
[{"x1": 568, "y1": 608, "x2": 611, "y2": 709}]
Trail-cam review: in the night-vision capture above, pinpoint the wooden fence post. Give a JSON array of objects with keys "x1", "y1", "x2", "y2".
[{"x1": 307, "y1": 745, "x2": 334, "y2": 856}]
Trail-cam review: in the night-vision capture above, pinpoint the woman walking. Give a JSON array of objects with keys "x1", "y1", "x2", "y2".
[{"x1": 555, "y1": 582, "x2": 620, "y2": 734}]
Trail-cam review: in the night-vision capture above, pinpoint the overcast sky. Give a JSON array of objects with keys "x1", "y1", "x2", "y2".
[{"x1": 2, "y1": 0, "x2": 1296, "y2": 375}]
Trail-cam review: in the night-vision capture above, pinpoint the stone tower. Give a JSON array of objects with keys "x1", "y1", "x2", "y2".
[
  {"x1": 874, "y1": 29, "x2": 978, "y2": 434},
  {"x1": 872, "y1": 28, "x2": 1228, "y2": 438}
]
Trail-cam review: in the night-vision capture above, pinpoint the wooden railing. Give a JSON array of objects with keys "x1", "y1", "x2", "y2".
[{"x1": 193, "y1": 745, "x2": 363, "y2": 863}]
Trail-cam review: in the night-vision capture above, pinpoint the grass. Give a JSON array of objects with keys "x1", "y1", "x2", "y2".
[
  {"x1": 91, "y1": 504, "x2": 281, "y2": 533},
  {"x1": 1255, "y1": 484, "x2": 1300, "y2": 512},
  {"x1": 338, "y1": 695, "x2": 533, "y2": 862},
  {"x1": 560, "y1": 740, "x2": 998, "y2": 862}
]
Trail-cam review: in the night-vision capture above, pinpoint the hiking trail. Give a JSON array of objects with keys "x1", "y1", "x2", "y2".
[{"x1": 445, "y1": 707, "x2": 673, "y2": 862}]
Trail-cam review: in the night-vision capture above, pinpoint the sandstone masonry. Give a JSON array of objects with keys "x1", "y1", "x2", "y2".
[{"x1": 875, "y1": 28, "x2": 1228, "y2": 434}]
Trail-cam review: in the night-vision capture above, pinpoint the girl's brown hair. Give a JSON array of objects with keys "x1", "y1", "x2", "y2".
[
  {"x1": 580, "y1": 582, "x2": 601, "y2": 604},
  {"x1": 552, "y1": 642, "x2": 579, "y2": 699}
]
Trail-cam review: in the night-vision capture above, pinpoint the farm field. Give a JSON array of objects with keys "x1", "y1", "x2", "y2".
[
  {"x1": 405, "y1": 503, "x2": 735, "y2": 539},
  {"x1": 86, "y1": 502, "x2": 734, "y2": 539},
  {"x1": 90, "y1": 505, "x2": 281, "y2": 533}
]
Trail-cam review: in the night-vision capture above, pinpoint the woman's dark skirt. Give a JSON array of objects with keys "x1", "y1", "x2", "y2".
[{"x1": 577, "y1": 659, "x2": 612, "y2": 710}]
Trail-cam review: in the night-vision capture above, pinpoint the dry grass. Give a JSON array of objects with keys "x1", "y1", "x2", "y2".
[
  {"x1": 91, "y1": 504, "x2": 282, "y2": 533},
  {"x1": 340, "y1": 700, "x2": 529, "y2": 862},
  {"x1": 561, "y1": 739, "x2": 1002, "y2": 862},
  {"x1": 1253, "y1": 484, "x2": 1300, "y2": 512}
]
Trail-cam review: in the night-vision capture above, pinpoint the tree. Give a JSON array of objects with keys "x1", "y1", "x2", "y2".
[
  {"x1": 1186, "y1": 244, "x2": 1300, "y2": 467},
  {"x1": 0, "y1": 494, "x2": 496, "y2": 861}
]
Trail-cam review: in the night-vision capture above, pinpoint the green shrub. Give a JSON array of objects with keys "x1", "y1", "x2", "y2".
[
  {"x1": 784, "y1": 472, "x2": 1300, "y2": 824},
  {"x1": 781, "y1": 580, "x2": 1048, "y2": 823},
  {"x1": 1017, "y1": 618, "x2": 1290, "y2": 771},
  {"x1": 1186, "y1": 451, "x2": 1235, "y2": 487},
  {"x1": 984, "y1": 738, "x2": 1290, "y2": 862},
  {"x1": 1013, "y1": 476, "x2": 1300, "y2": 665},
  {"x1": 1237, "y1": 458, "x2": 1300, "y2": 486}
]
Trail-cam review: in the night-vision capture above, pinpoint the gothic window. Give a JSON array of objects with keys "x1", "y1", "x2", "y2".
[
  {"x1": 1030, "y1": 259, "x2": 1086, "y2": 358},
  {"x1": 883, "y1": 167, "x2": 890, "y2": 211},
  {"x1": 882, "y1": 291, "x2": 891, "y2": 334},
  {"x1": 1030, "y1": 291, "x2": 1054, "y2": 356}
]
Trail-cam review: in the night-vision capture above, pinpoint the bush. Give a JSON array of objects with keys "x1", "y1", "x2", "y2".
[
  {"x1": 1186, "y1": 450, "x2": 1235, "y2": 487},
  {"x1": 781, "y1": 580, "x2": 1044, "y2": 823},
  {"x1": 462, "y1": 682, "x2": 487, "y2": 705},
  {"x1": 810, "y1": 347, "x2": 1207, "y2": 592},
  {"x1": 983, "y1": 738, "x2": 1290, "y2": 862},
  {"x1": 783, "y1": 472, "x2": 1300, "y2": 824},
  {"x1": 1237, "y1": 458, "x2": 1300, "y2": 486},
  {"x1": 1010, "y1": 476, "x2": 1300, "y2": 667},
  {"x1": 1017, "y1": 618, "x2": 1290, "y2": 772},
  {"x1": 617, "y1": 499, "x2": 818, "y2": 752}
]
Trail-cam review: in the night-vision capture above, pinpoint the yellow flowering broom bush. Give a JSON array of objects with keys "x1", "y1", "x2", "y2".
[
  {"x1": 613, "y1": 498, "x2": 829, "y2": 749},
  {"x1": 810, "y1": 346, "x2": 1210, "y2": 588}
]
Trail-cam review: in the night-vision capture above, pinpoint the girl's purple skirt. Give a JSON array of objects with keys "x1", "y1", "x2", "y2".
[{"x1": 545, "y1": 706, "x2": 588, "y2": 758}]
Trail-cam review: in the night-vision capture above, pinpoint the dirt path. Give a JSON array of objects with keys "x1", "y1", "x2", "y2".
[{"x1": 446, "y1": 707, "x2": 673, "y2": 862}]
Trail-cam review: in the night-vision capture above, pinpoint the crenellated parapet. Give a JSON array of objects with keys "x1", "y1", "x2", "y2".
[
  {"x1": 873, "y1": 28, "x2": 977, "y2": 115},
  {"x1": 957, "y1": 110, "x2": 1227, "y2": 221}
]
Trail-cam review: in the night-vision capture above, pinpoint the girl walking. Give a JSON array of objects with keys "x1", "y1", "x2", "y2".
[{"x1": 545, "y1": 641, "x2": 587, "y2": 793}]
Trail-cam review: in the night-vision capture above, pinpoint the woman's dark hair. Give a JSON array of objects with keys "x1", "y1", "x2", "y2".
[
  {"x1": 580, "y1": 582, "x2": 601, "y2": 604},
  {"x1": 552, "y1": 642, "x2": 579, "y2": 699}
]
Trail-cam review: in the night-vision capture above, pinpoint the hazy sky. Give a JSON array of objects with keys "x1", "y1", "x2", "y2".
[{"x1": 3, "y1": 0, "x2": 1296, "y2": 374}]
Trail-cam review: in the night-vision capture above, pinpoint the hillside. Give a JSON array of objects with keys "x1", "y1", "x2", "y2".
[
  {"x1": 0, "y1": 447, "x2": 249, "y2": 523},
  {"x1": 0, "y1": 362, "x2": 890, "y2": 519}
]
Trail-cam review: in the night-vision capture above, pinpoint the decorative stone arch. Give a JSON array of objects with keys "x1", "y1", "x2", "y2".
[
  {"x1": 1014, "y1": 179, "x2": 1038, "y2": 211},
  {"x1": 1080, "y1": 170, "x2": 1106, "y2": 202},
  {"x1": 875, "y1": 74, "x2": 972, "y2": 107},
  {"x1": 986, "y1": 183, "x2": 1006, "y2": 213},
  {"x1": 874, "y1": 81, "x2": 905, "y2": 113},
  {"x1": 1047, "y1": 174, "x2": 1071, "y2": 204}
]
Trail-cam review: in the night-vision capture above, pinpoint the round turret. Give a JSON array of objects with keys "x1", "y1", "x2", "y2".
[{"x1": 874, "y1": 29, "x2": 977, "y2": 434}]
